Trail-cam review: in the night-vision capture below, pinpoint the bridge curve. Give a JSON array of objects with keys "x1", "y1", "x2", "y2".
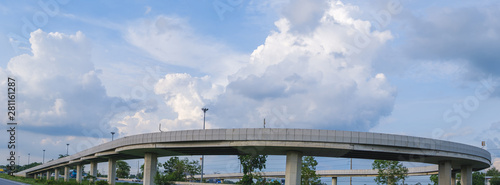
[{"x1": 16, "y1": 128, "x2": 491, "y2": 185}]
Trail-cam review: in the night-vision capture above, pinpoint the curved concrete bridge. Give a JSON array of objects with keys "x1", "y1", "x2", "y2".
[{"x1": 15, "y1": 128, "x2": 491, "y2": 185}]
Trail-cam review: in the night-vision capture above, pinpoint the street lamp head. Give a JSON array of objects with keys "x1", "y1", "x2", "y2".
[
  {"x1": 202, "y1": 108, "x2": 209, "y2": 112},
  {"x1": 111, "y1": 132, "x2": 115, "y2": 135}
]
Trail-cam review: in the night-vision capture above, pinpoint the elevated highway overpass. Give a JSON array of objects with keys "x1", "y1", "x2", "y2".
[
  {"x1": 195, "y1": 165, "x2": 439, "y2": 179},
  {"x1": 15, "y1": 128, "x2": 491, "y2": 185}
]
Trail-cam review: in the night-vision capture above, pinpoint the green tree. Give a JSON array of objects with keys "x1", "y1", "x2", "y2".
[
  {"x1": 456, "y1": 172, "x2": 485, "y2": 185},
  {"x1": 58, "y1": 154, "x2": 69, "y2": 159},
  {"x1": 15, "y1": 162, "x2": 41, "y2": 172},
  {"x1": 238, "y1": 154, "x2": 268, "y2": 184},
  {"x1": 372, "y1": 160, "x2": 408, "y2": 185},
  {"x1": 140, "y1": 164, "x2": 144, "y2": 178},
  {"x1": 490, "y1": 176, "x2": 500, "y2": 185},
  {"x1": 488, "y1": 167, "x2": 500, "y2": 176},
  {"x1": 154, "y1": 157, "x2": 201, "y2": 184},
  {"x1": 429, "y1": 174, "x2": 438, "y2": 185},
  {"x1": 84, "y1": 175, "x2": 97, "y2": 184},
  {"x1": 472, "y1": 171, "x2": 485, "y2": 185},
  {"x1": 116, "y1": 160, "x2": 131, "y2": 178},
  {"x1": 301, "y1": 156, "x2": 320, "y2": 185}
]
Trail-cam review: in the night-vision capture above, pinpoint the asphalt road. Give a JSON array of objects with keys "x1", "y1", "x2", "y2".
[{"x1": 0, "y1": 177, "x2": 29, "y2": 185}]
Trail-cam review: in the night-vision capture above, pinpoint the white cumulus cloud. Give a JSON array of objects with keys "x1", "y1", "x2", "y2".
[
  {"x1": 2, "y1": 29, "x2": 128, "y2": 138},
  {"x1": 122, "y1": 0, "x2": 397, "y2": 132}
]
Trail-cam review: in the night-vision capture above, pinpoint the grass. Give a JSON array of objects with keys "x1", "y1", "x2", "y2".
[{"x1": 0, "y1": 173, "x2": 137, "y2": 185}]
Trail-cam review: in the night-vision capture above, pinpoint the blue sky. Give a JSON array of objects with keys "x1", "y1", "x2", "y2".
[{"x1": 1, "y1": 0, "x2": 500, "y2": 184}]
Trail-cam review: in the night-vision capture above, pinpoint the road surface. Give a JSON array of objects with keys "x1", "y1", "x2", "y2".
[{"x1": 0, "y1": 177, "x2": 29, "y2": 185}]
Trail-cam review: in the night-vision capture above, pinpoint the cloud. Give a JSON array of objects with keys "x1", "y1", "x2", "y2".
[
  {"x1": 3, "y1": 29, "x2": 130, "y2": 137},
  {"x1": 125, "y1": 16, "x2": 249, "y2": 86},
  {"x1": 400, "y1": 4, "x2": 500, "y2": 79},
  {"x1": 281, "y1": 0, "x2": 328, "y2": 33},
  {"x1": 214, "y1": 1, "x2": 395, "y2": 130},
  {"x1": 126, "y1": 0, "x2": 397, "y2": 132}
]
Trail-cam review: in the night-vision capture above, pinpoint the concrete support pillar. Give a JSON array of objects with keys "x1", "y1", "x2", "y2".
[
  {"x1": 76, "y1": 164, "x2": 82, "y2": 183},
  {"x1": 451, "y1": 172, "x2": 456, "y2": 185},
  {"x1": 54, "y1": 168, "x2": 59, "y2": 181},
  {"x1": 34, "y1": 174, "x2": 37, "y2": 179},
  {"x1": 90, "y1": 161, "x2": 98, "y2": 182},
  {"x1": 438, "y1": 161, "x2": 452, "y2": 185},
  {"x1": 144, "y1": 153, "x2": 158, "y2": 185},
  {"x1": 461, "y1": 165, "x2": 472, "y2": 185},
  {"x1": 108, "y1": 158, "x2": 117, "y2": 185},
  {"x1": 46, "y1": 171, "x2": 50, "y2": 180},
  {"x1": 285, "y1": 151, "x2": 303, "y2": 185},
  {"x1": 64, "y1": 166, "x2": 69, "y2": 182},
  {"x1": 332, "y1": 177, "x2": 338, "y2": 185}
]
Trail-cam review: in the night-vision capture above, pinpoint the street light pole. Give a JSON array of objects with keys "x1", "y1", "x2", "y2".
[
  {"x1": 43, "y1": 150, "x2": 45, "y2": 163},
  {"x1": 201, "y1": 108, "x2": 208, "y2": 182},
  {"x1": 28, "y1": 153, "x2": 30, "y2": 165},
  {"x1": 111, "y1": 132, "x2": 115, "y2": 141},
  {"x1": 66, "y1": 144, "x2": 69, "y2": 155},
  {"x1": 202, "y1": 108, "x2": 208, "y2": 129}
]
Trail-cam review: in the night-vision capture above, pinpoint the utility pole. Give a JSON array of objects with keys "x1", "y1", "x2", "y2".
[
  {"x1": 201, "y1": 108, "x2": 209, "y2": 182},
  {"x1": 66, "y1": 144, "x2": 69, "y2": 155},
  {"x1": 350, "y1": 158, "x2": 352, "y2": 185},
  {"x1": 263, "y1": 118, "x2": 266, "y2": 128}
]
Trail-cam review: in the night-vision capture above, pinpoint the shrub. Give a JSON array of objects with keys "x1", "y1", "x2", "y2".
[{"x1": 96, "y1": 180, "x2": 109, "y2": 185}]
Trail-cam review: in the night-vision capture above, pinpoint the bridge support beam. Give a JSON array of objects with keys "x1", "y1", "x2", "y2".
[
  {"x1": 439, "y1": 161, "x2": 451, "y2": 185},
  {"x1": 461, "y1": 165, "x2": 472, "y2": 185},
  {"x1": 332, "y1": 177, "x2": 337, "y2": 185},
  {"x1": 144, "y1": 153, "x2": 158, "y2": 185},
  {"x1": 64, "y1": 166, "x2": 69, "y2": 182},
  {"x1": 90, "y1": 161, "x2": 98, "y2": 182},
  {"x1": 46, "y1": 171, "x2": 50, "y2": 180},
  {"x1": 76, "y1": 164, "x2": 83, "y2": 183},
  {"x1": 285, "y1": 151, "x2": 302, "y2": 185},
  {"x1": 108, "y1": 158, "x2": 117, "y2": 185},
  {"x1": 451, "y1": 172, "x2": 456, "y2": 185},
  {"x1": 55, "y1": 168, "x2": 59, "y2": 181}
]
